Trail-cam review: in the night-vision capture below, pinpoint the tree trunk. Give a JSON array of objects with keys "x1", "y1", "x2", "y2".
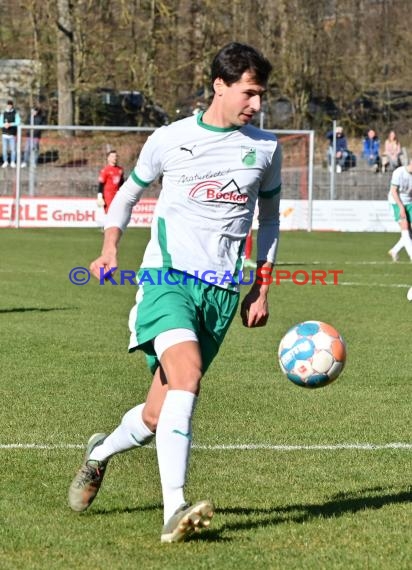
[{"x1": 56, "y1": 0, "x2": 74, "y2": 126}]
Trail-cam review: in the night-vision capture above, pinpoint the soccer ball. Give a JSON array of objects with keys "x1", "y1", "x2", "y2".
[
  {"x1": 407, "y1": 287, "x2": 412, "y2": 301},
  {"x1": 278, "y1": 321, "x2": 346, "y2": 388}
]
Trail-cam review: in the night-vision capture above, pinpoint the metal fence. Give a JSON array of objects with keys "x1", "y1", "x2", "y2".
[{"x1": 0, "y1": 123, "x2": 393, "y2": 223}]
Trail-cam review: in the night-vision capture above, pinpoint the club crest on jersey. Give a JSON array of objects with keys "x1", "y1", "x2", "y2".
[
  {"x1": 241, "y1": 146, "x2": 256, "y2": 166},
  {"x1": 189, "y1": 179, "x2": 248, "y2": 204}
]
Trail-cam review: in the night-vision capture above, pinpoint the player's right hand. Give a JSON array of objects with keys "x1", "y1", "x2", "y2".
[
  {"x1": 96, "y1": 193, "x2": 105, "y2": 207},
  {"x1": 90, "y1": 254, "x2": 118, "y2": 281}
]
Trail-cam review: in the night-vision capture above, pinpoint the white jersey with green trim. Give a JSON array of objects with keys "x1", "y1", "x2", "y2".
[
  {"x1": 108, "y1": 113, "x2": 281, "y2": 286},
  {"x1": 388, "y1": 165, "x2": 412, "y2": 204}
]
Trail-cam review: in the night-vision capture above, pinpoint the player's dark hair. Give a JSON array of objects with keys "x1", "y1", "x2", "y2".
[
  {"x1": 107, "y1": 149, "x2": 117, "y2": 157},
  {"x1": 210, "y1": 42, "x2": 272, "y2": 91}
]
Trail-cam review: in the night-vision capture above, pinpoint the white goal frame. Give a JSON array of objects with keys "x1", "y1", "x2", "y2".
[{"x1": 13, "y1": 124, "x2": 314, "y2": 230}]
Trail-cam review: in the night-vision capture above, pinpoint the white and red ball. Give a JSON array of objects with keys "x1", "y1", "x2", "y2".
[{"x1": 278, "y1": 321, "x2": 346, "y2": 388}]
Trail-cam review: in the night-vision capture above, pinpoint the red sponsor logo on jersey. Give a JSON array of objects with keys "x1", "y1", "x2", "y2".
[{"x1": 189, "y1": 179, "x2": 247, "y2": 204}]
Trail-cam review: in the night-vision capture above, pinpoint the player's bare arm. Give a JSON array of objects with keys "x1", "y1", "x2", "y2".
[
  {"x1": 390, "y1": 185, "x2": 404, "y2": 210},
  {"x1": 90, "y1": 227, "x2": 122, "y2": 280},
  {"x1": 240, "y1": 190, "x2": 280, "y2": 327},
  {"x1": 240, "y1": 261, "x2": 273, "y2": 328},
  {"x1": 90, "y1": 173, "x2": 147, "y2": 280}
]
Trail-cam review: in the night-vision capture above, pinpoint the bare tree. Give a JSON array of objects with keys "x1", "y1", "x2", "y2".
[{"x1": 2, "y1": 0, "x2": 412, "y2": 132}]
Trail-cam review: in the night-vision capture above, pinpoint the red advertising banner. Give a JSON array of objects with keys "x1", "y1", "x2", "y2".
[
  {"x1": 0, "y1": 196, "x2": 397, "y2": 231},
  {"x1": 0, "y1": 197, "x2": 157, "y2": 228}
]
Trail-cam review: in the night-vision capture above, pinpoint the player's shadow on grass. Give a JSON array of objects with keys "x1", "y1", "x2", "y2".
[
  {"x1": 192, "y1": 485, "x2": 411, "y2": 542},
  {"x1": 0, "y1": 307, "x2": 77, "y2": 314},
  {"x1": 80, "y1": 486, "x2": 411, "y2": 544},
  {"x1": 92, "y1": 503, "x2": 162, "y2": 516},
  {"x1": 91, "y1": 503, "x2": 233, "y2": 543}
]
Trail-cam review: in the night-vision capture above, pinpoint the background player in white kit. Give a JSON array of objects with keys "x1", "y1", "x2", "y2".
[
  {"x1": 68, "y1": 42, "x2": 282, "y2": 543},
  {"x1": 387, "y1": 157, "x2": 412, "y2": 262}
]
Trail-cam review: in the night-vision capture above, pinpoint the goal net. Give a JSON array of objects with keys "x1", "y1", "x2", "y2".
[
  {"x1": 266, "y1": 129, "x2": 314, "y2": 231},
  {"x1": 2, "y1": 125, "x2": 314, "y2": 229}
]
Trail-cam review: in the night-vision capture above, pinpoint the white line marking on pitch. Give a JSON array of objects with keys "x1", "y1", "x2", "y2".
[
  {"x1": 277, "y1": 280, "x2": 410, "y2": 288},
  {"x1": 0, "y1": 269, "x2": 47, "y2": 273},
  {"x1": 196, "y1": 443, "x2": 412, "y2": 450},
  {"x1": 0, "y1": 443, "x2": 411, "y2": 451},
  {"x1": 279, "y1": 261, "x2": 410, "y2": 266},
  {"x1": 335, "y1": 282, "x2": 410, "y2": 288}
]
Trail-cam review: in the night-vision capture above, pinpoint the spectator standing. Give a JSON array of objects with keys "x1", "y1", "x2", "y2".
[
  {"x1": 362, "y1": 128, "x2": 381, "y2": 172},
  {"x1": 326, "y1": 125, "x2": 349, "y2": 173},
  {"x1": 97, "y1": 150, "x2": 125, "y2": 213},
  {"x1": 21, "y1": 107, "x2": 45, "y2": 168},
  {"x1": 381, "y1": 130, "x2": 402, "y2": 173},
  {"x1": 1, "y1": 99, "x2": 21, "y2": 168}
]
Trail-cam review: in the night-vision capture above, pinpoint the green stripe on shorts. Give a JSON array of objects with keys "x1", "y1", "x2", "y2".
[
  {"x1": 130, "y1": 268, "x2": 239, "y2": 374},
  {"x1": 392, "y1": 203, "x2": 412, "y2": 223}
]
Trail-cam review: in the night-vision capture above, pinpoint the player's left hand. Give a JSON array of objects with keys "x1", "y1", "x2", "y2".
[{"x1": 240, "y1": 285, "x2": 269, "y2": 328}]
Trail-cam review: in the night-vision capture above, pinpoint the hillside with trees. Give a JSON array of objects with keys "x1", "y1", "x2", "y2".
[{"x1": 0, "y1": 0, "x2": 411, "y2": 135}]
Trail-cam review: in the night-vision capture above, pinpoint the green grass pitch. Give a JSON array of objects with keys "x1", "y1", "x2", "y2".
[{"x1": 0, "y1": 228, "x2": 411, "y2": 570}]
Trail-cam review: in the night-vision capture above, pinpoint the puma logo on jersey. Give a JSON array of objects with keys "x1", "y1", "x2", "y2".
[{"x1": 180, "y1": 145, "x2": 195, "y2": 156}]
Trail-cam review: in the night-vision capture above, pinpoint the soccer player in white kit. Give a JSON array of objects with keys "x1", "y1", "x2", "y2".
[
  {"x1": 387, "y1": 158, "x2": 412, "y2": 262},
  {"x1": 68, "y1": 42, "x2": 282, "y2": 542}
]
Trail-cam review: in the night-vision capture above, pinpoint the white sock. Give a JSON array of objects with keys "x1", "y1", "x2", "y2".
[
  {"x1": 391, "y1": 237, "x2": 403, "y2": 255},
  {"x1": 156, "y1": 390, "x2": 197, "y2": 524},
  {"x1": 89, "y1": 403, "x2": 155, "y2": 462},
  {"x1": 401, "y1": 229, "x2": 412, "y2": 260}
]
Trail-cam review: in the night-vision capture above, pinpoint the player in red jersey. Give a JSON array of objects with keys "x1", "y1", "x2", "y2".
[{"x1": 97, "y1": 150, "x2": 125, "y2": 213}]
